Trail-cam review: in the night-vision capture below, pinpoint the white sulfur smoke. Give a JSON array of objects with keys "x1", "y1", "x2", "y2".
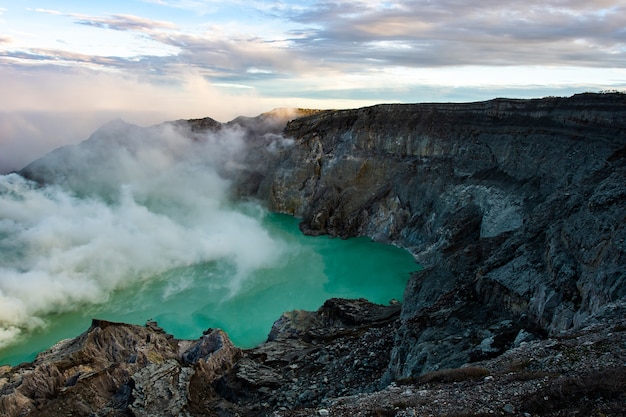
[{"x1": 0, "y1": 120, "x2": 287, "y2": 349}]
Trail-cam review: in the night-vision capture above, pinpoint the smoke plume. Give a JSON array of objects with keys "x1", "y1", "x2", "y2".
[{"x1": 0, "y1": 118, "x2": 289, "y2": 349}]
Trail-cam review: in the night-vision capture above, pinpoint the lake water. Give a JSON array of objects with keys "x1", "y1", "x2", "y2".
[{"x1": 0, "y1": 213, "x2": 418, "y2": 366}]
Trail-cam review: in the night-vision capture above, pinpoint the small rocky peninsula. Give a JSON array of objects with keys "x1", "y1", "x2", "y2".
[{"x1": 2, "y1": 93, "x2": 625, "y2": 416}]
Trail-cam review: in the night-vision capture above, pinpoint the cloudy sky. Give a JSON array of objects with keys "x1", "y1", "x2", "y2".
[{"x1": 1, "y1": 0, "x2": 625, "y2": 171}]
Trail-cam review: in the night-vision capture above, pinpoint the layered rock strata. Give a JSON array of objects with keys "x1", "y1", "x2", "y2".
[{"x1": 247, "y1": 93, "x2": 626, "y2": 379}]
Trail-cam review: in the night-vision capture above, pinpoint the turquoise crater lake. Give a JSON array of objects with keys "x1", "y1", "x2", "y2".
[{"x1": 0, "y1": 213, "x2": 418, "y2": 366}]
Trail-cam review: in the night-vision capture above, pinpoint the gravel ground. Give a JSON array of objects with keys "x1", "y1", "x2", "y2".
[{"x1": 276, "y1": 302, "x2": 626, "y2": 417}]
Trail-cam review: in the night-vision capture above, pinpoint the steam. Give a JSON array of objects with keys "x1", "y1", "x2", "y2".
[
  {"x1": 0, "y1": 111, "x2": 173, "y2": 174},
  {"x1": 0, "y1": 119, "x2": 289, "y2": 349}
]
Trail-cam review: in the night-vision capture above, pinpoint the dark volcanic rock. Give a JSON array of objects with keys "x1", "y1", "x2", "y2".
[
  {"x1": 256, "y1": 93, "x2": 626, "y2": 380},
  {"x1": 281, "y1": 300, "x2": 626, "y2": 417},
  {"x1": 215, "y1": 298, "x2": 402, "y2": 414}
]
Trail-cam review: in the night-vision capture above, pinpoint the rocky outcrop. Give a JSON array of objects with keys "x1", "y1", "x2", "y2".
[
  {"x1": 2, "y1": 301, "x2": 625, "y2": 416},
  {"x1": 0, "y1": 299, "x2": 404, "y2": 416},
  {"x1": 0, "y1": 320, "x2": 240, "y2": 417},
  {"x1": 282, "y1": 300, "x2": 626, "y2": 417}
]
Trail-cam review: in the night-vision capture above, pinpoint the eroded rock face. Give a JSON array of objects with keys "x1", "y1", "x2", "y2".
[
  {"x1": 253, "y1": 93, "x2": 626, "y2": 380},
  {"x1": 0, "y1": 321, "x2": 240, "y2": 417}
]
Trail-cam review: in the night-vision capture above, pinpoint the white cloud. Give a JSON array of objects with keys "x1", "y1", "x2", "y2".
[
  {"x1": 5, "y1": 1, "x2": 625, "y2": 88},
  {"x1": 72, "y1": 13, "x2": 178, "y2": 32},
  {"x1": 140, "y1": 0, "x2": 221, "y2": 15},
  {"x1": 214, "y1": 82, "x2": 255, "y2": 89},
  {"x1": 31, "y1": 8, "x2": 64, "y2": 15},
  {"x1": 382, "y1": 66, "x2": 626, "y2": 89},
  {"x1": 289, "y1": 0, "x2": 626, "y2": 68}
]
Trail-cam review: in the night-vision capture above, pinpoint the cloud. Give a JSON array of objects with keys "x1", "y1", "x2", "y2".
[
  {"x1": 0, "y1": 64, "x2": 238, "y2": 116},
  {"x1": 31, "y1": 8, "x2": 178, "y2": 32},
  {"x1": 11, "y1": 8, "x2": 302, "y2": 81},
  {"x1": 140, "y1": 0, "x2": 221, "y2": 15},
  {"x1": 72, "y1": 13, "x2": 178, "y2": 32},
  {"x1": 287, "y1": 0, "x2": 626, "y2": 68},
  {"x1": 8, "y1": 1, "x2": 624, "y2": 88},
  {"x1": 31, "y1": 8, "x2": 64, "y2": 15},
  {"x1": 148, "y1": 31, "x2": 302, "y2": 80},
  {"x1": 1, "y1": 48, "x2": 127, "y2": 69}
]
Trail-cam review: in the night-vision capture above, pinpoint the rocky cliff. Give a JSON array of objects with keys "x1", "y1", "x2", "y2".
[
  {"x1": 248, "y1": 93, "x2": 626, "y2": 382},
  {"x1": 3, "y1": 93, "x2": 626, "y2": 416}
]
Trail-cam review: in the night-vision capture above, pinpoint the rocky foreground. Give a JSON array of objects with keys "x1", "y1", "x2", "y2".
[
  {"x1": 1, "y1": 299, "x2": 625, "y2": 416},
  {"x1": 3, "y1": 92, "x2": 626, "y2": 416}
]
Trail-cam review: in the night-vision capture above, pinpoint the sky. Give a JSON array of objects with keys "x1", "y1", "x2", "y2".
[{"x1": 0, "y1": 0, "x2": 625, "y2": 171}]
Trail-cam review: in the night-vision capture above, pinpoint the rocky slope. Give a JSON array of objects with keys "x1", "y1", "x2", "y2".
[
  {"x1": 2, "y1": 93, "x2": 625, "y2": 416},
  {"x1": 2, "y1": 301, "x2": 625, "y2": 416},
  {"x1": 250, "y1": 93, "x2": 626, "y2": 379}
]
